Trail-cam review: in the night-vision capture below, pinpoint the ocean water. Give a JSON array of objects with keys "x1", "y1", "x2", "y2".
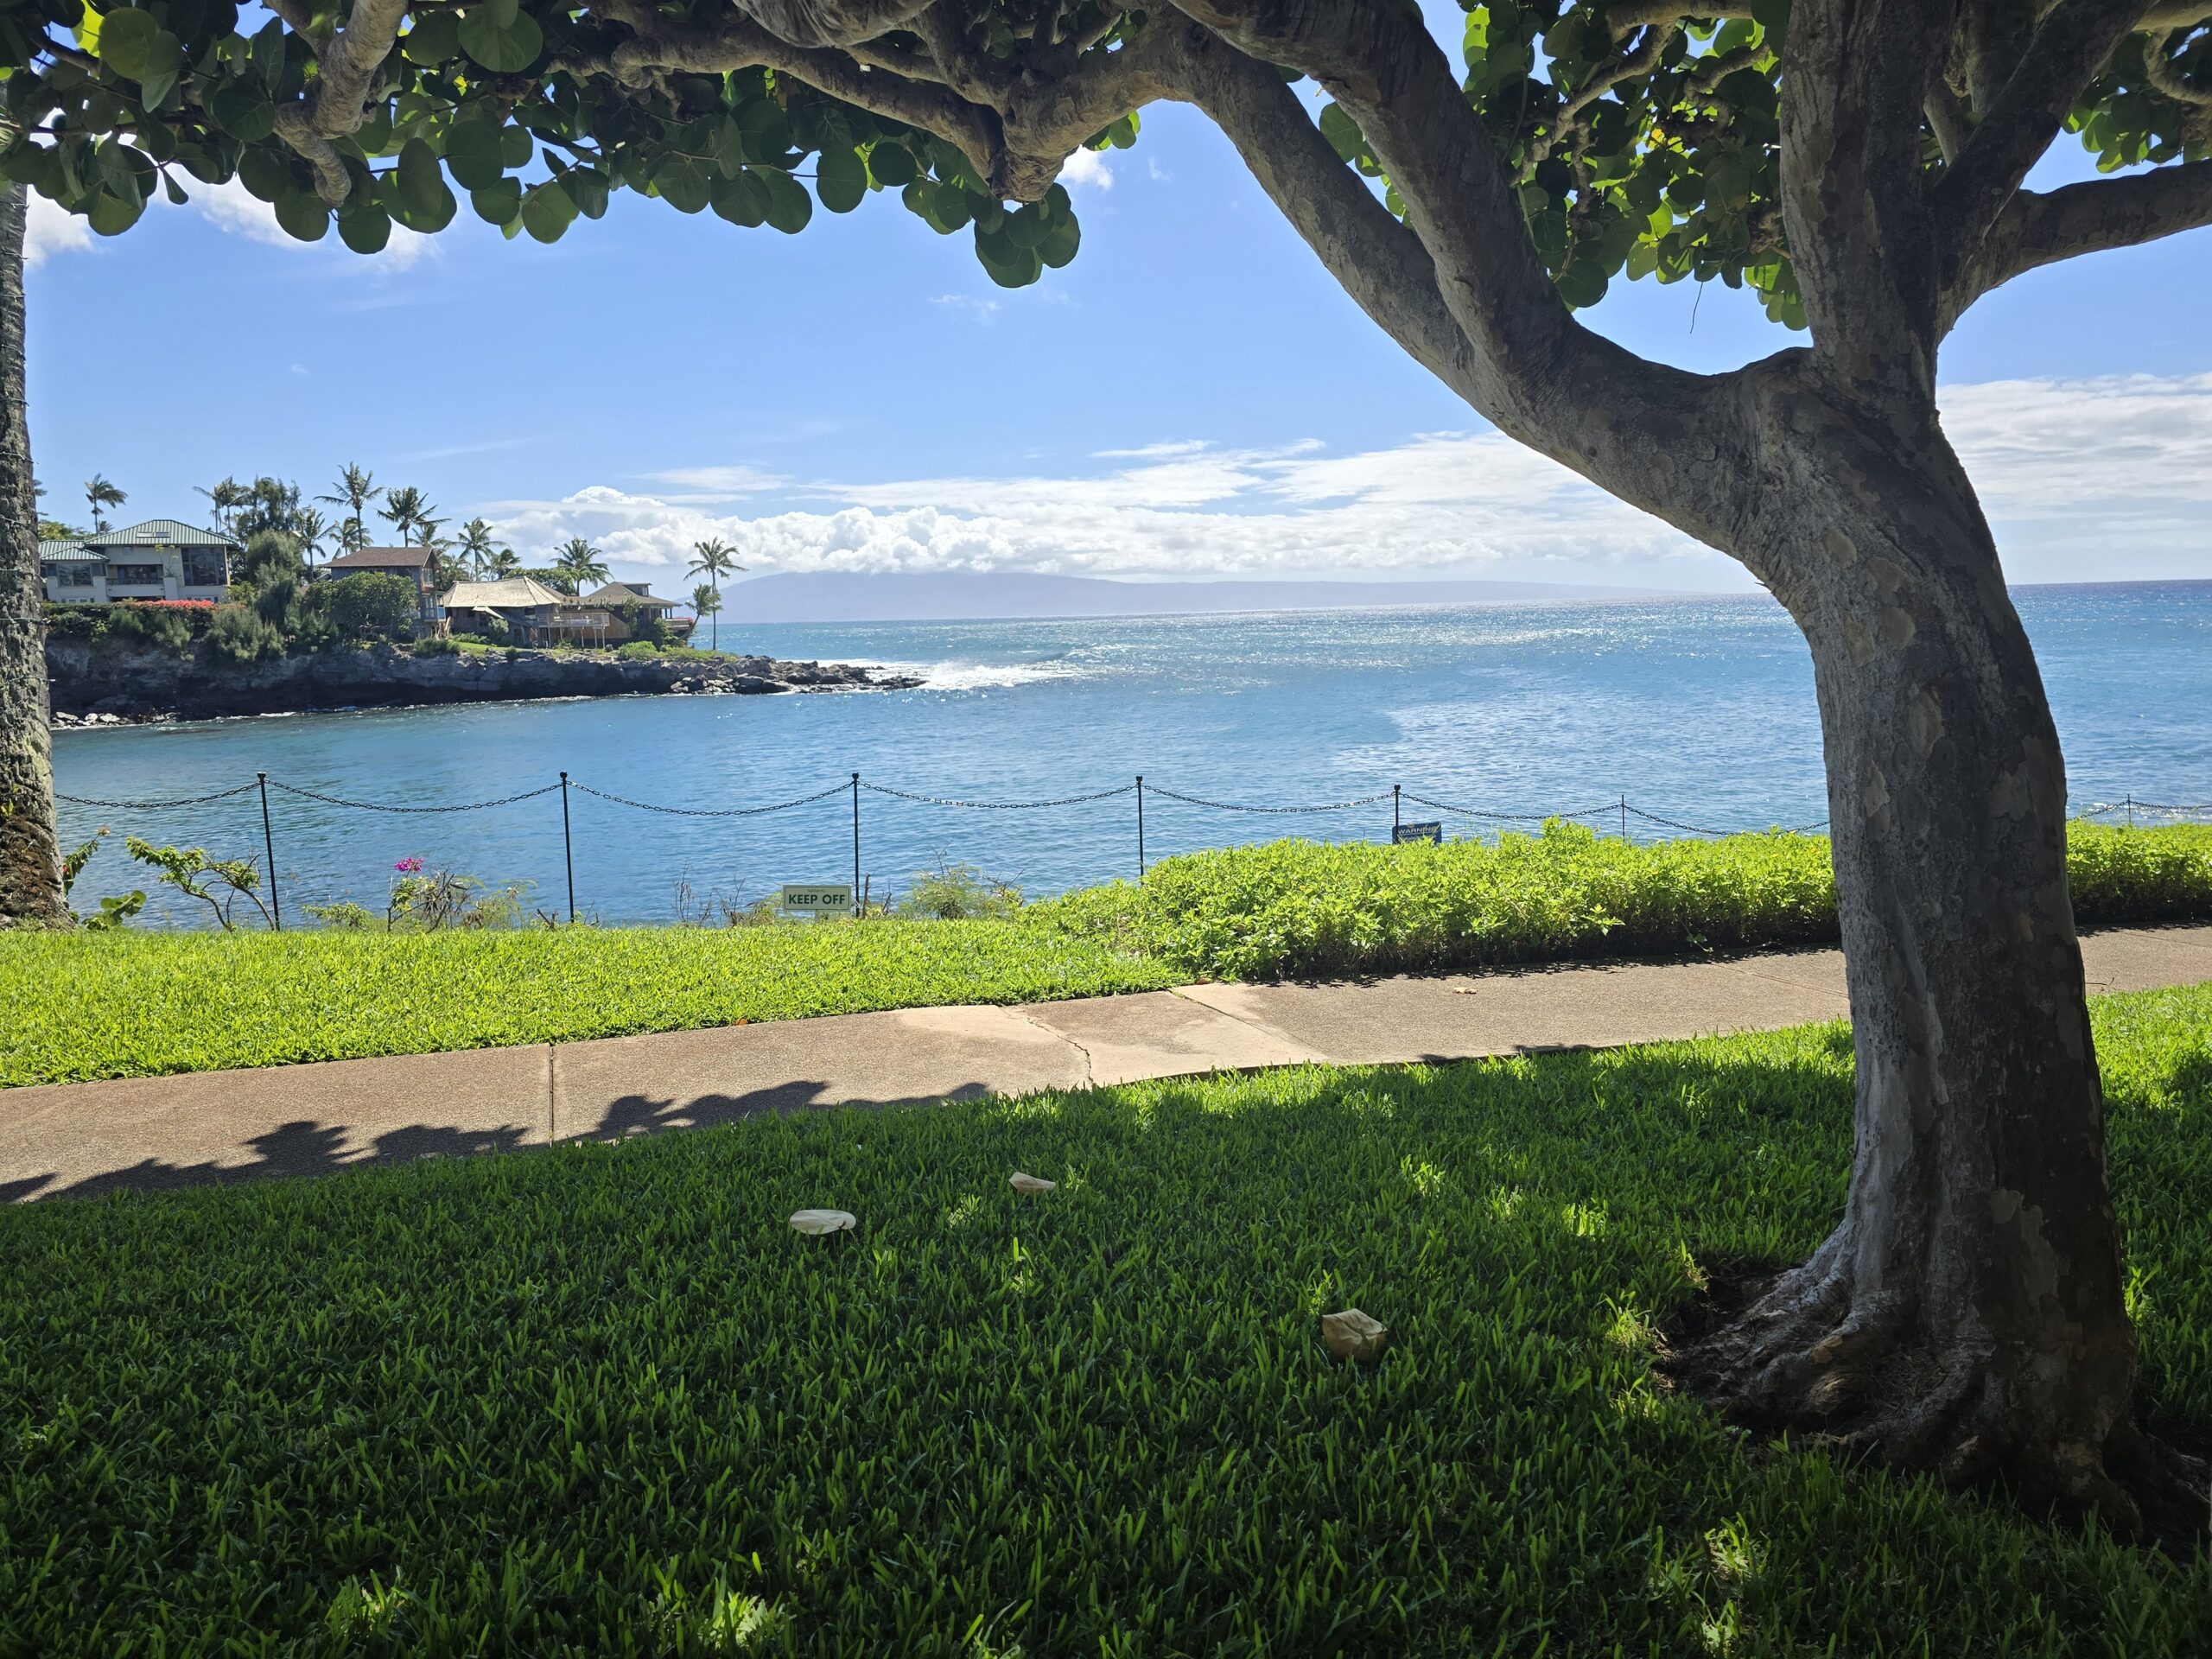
[{"x1": 49, "y1": 582, "x2": 2212, "y2": 927}]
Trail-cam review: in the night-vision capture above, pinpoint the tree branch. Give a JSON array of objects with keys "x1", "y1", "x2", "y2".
[
  {"x1": 1524, "y1": 22, "x2": 1675, "y2": 179},
  {"x1": 1936, "y1": 0, "x2": 2156, "y2": 259},
  {"x1": 1943, "y1": 158, "x2": 2212, "y2": 327},
  {"x1": 2143, "y1": 26, "x2": 2212, "y2": 103},
  {"x1": 590, "y1": 5, "x2": 1001, "y2": 175},
  {"x1": 1778, "y1": 0, "x2": 1954, "y2": 396},
  {"x1": 741, "y1": 0, "x2": 937, "y2": 49},
  {"x1": 1925, "y1": 81, "x2": 1972, "y2": 163},
  {"x1": 272, "y1": 0, "x2": 408, "y2": 204},
  {"x1": 1164, "y1": 1, "x2": 1733, "y2": 540}
]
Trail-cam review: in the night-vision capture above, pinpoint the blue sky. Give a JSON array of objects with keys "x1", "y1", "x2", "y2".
[{"x1": 26, "y1": 15, "x2": 2212, "y2": 595}]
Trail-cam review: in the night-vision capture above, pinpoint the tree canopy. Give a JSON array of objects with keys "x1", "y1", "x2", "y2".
[{"x1": 5, "y1": 1, "x2": 2200, "y2": 321}]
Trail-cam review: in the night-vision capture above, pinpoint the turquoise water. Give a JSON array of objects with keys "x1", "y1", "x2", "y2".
[{"x1": 50, "y1": 583, "x2": 2212, "y2": 926}]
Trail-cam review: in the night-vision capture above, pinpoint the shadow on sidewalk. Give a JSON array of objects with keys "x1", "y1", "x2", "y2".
[
  {"x1": 581, "y1": 1077, "x2": 1000, "y2": 1141},
  {"x1": 0, "y1": 1117, "x2": 539, "y2": 1205}
]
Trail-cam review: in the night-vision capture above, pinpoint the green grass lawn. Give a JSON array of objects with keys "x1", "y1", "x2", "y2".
[
  {"x1": 0, "y1": 922, "x2": 1179, "y2": 1089},
  {"x1": 4, "y1": 988, "x2": 2211, "y2": 1650},
  {"x1": 10, "y1": 822, "x2": 2207, "y2": 1090}
]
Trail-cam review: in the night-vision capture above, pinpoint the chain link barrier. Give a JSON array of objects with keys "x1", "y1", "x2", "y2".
[
  {"x1": 863, "y1": 781, "x2": 1139, "y2": 810},
  {"x1": 1398, "y1": 790, "x2": 1615, "y2": 825},
  {"x1": 566, "y1": 779, "x2": 854, "y2": 817},
  {"x1": 54, "y1": 782, "x2": 263, "y2": 810},
  {"x1": 266, "y1": 779, "x2": 566, "y2": 814},
  {"x1": 1139, "y1": 783, "x2": 1395, "y2": 814}
]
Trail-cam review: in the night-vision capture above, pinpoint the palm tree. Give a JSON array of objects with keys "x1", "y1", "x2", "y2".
[
  {"x1": 197, "y1": 476, "x2": 248, "y2": 539},
  {"x1": 685, "y1": 537, "x2": 743, "y2": 655},
  {"x1": 690, "y1": 582, "x2": 724, "y2": 651},
  {"x1": 457, "y1": 517, "x2": 498, "y2": 578},
  {"x1": 553, "y1": 536, "x2": 609, "y2": 593},
  {"x1": 489, "y1": 545, "x2": 523, "y2": 580},
  {"x1": 293, "y1": 506, "x2": 333, "y2": 566},
  {"x1": 84, "y1": 473, "x2": 125, "y2": 532},
  {"x1": 318, "y1": 463, "x2": 379, "y2": 550},
  {"x1": 379, "y1": 486, "x2": 433, "y2": 547}
]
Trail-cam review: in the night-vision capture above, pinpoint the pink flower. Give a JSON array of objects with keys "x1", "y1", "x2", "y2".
[{"x1": 395, "y1": 857, "x2": 423, "y2": 874}]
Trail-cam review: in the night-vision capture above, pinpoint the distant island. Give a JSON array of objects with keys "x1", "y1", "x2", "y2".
[{"x1": 719, "y1": 571, "x2": 1694, "y2": 624}]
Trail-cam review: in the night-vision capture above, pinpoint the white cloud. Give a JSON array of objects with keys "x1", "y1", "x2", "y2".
[
  {"x1": 467, "y1": 375, "x2": 2212, "y2": 589},
  {"x1": 24, "y1": 194, "x2": 93, "y2": 267},
  {"x1": 180, "y1": 178, "x2": 433, "y2": 270},
  {"x1": 1060, "y1": 147, "x2": 1114, "y2": 192},
  {"x1": 931, "y1": 293, "x2": 1002, "y2": 324}
]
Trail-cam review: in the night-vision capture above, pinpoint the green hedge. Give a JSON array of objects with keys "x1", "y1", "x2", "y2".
[
  {"x1": 1033, "y1": 821, "x2": 2212, "y2": 980},
  {"x1": 4, "y1": 987, "x2": 2212, "y2": 1651}
]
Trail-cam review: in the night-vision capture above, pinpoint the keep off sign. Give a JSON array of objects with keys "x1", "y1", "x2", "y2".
[
  {"x1": 780, "y1": 884, "x2": 854, "y2": 915},
  {"x1": 1392, "y1": 822, "x2": 1444, "y2": 845}
]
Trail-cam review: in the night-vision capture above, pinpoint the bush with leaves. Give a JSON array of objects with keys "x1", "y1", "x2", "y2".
[
  {"x1": 203, "y1": 603, "x2": 286, "y2": 664},
  {"x1": 60, "y1": 828, "x2": 144, "y2": 931},
  {"x1": 314, "y1": 570, "x2": 418, "y2": 644},
  {"x1": 123, "y1": 838, "x2": 274, "y2": 931},
  {"x1": 898, "y1": 860, "x2": 1024, "y2": 922}
]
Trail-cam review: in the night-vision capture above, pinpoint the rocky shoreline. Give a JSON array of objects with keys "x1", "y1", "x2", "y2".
[{"x1": 46, "y1": 639, "x2": 920, "y2": 727}]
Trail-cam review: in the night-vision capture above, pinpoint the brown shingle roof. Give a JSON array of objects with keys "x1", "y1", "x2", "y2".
[{"x1": 327, "y1": 546, "x2": 433, "y2": 570}]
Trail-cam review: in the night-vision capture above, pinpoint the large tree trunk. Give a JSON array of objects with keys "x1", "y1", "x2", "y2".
[
  {"x1": 1673, "y1": 362, "x2": 2190, "y2": 1531},
  {"x1": 0, "y1": 183, "x2": 66, "y2": 927}
]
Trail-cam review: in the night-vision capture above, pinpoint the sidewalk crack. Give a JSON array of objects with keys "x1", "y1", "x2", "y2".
[
  {"x1": 545, "y1": 1044, "x2": 560, "y2": 1144},
  {"x1": 1019, "y1": 1009, "x2": 1094, "y2": 1089}
]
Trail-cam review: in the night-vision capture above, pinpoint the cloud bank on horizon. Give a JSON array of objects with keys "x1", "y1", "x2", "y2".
[{"x1": 474, "y1": 373, "x2": 2212, "y2": 591}]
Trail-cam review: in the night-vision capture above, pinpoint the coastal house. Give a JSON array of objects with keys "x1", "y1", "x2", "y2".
[
  {"x1": 580, "y1": 582, "x2": 696, "y2": 645},
  {"x1": 321, "y1": 545, "x2": 444, "y2": 635},
  {"x1": 40, "y1": 519, "x2": 239, "y2": 605},
  {"x1": 442, "y1": 576, "x2": 594, "y2": 645}
]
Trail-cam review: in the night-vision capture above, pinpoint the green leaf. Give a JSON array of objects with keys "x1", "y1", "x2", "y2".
[
  {"x1": 519, "y1": 179, "x2": 576, "y2": 243},
  {"x1": 710, "y1": 118, "x2": 749, "y2": 178},
  {"x1": 499, "y1": 124, "x2": 535, "y2": 169},
  {"x1": 976, "y1": 237, "x2": 1042, "y2": 289},
  {"x1": 92, "y1": 6, "x2": 160, "y2": 78},
  {"x1": 1037, "y1": 214, "x2": 1079, "y2": 269},
  {"x1": 209, "y1": 81, "x2": 275, "y2": 143},
  {"x1": 864, "y1": 142, "x2": 916, "y2": 187},
  {"x1": 816, "y1": 145, "x2": 865, "y2": 213},
  {"x1": 236, "y1": 145, "x2": 291, "y2": 204},
  {"x1": 710, "y1": 168, "x2": 769, "y2": 227},
  {"x1": 400, "y1": 12, "x2": 461, "y2": 65},
  {"x1": 470, "y1": 177, "x2": 521, "y2": 224},
  {"x1": 1318, "y1": 102, "x2": 1365, "y2": 166},
  {"x1": 86, "y1": 189, "x2": 144, "y2": 236},
  {"x1": 443, "y1": 120, "x2": 505, "y2": 191},
  {"x1": 760, "y1": 166, "x2": 811, "y2": 232},
  {"x1": 734, "y1": 98, "x2": 790, "y2": 159},
  {"x1": 652, "y1": 151, "x2": 712, "y2": 213},
  {"x1": 458, "y1": 10, "x2": 542, "y2": 73},
  {"x1": 273, "y1": 188, "x2": 330, "y2": 242},
  {"x1": 385, "y1": 137, "x2": 456, "y2": 232},
  {"x1": 162, "y1": 172, "x2": 188, "y2": 207},
  {"x1": 565, "y1": 168, "x2": 611, "y2": 219},
  {"x1": 485, "y1": 0, "x2": 520, "y2": 27},
  {"x1": 336, "y1": 202, "x2": 393, "y2": 255}
]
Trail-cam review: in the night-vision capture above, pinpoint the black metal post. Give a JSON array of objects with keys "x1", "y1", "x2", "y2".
[
  {"x1": 256, "y1": 772, "x2": 281, "y2": 931},
  {"x1": 1393, "y1": 784, "x2": 1401, "y2": 837},
  {"x1": 1619, "y1": 793, "x2": 1628, "y2": 841},
  {"x1": 1136, "y1": 775, "x2": 1146, "y2": 880},
  {"x1": 560, "y1": 771, "x2": 576, "y2": 924},
  {"x1": 2126, "y1": 793, "x2": 2135, "y2": 830},
  {"x1": 852, "y1": 772, "x2": 862, "y2": 916}
]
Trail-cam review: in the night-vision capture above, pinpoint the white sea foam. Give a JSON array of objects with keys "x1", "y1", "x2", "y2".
[{"x1": 868, "y1": 660, "x2": 1088, "y2": 692}]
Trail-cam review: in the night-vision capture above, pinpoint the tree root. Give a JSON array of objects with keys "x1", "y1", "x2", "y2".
[{"x1": 1661, "y1": 1255, "x2": 2212, "y2": 1551}]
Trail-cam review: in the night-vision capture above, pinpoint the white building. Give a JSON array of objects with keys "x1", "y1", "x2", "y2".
[{"x1": 41, "y1": 519, "x2": 239, "y2": 606}]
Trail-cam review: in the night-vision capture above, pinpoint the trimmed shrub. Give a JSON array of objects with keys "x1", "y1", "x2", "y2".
[{"x1": 1032, "y1": 820, "x2": 2212, "y2": 981}]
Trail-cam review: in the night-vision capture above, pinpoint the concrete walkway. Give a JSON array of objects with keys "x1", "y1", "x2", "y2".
[{"x1": 7, "y1": 925, "x2": 2210, "y2": 1204}]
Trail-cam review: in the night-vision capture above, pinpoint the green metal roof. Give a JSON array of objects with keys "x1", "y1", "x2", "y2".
[
  {"x1": 39, "y1": 537, "x2": 92, "y2": 561},
  {"x1": 83, "y1": 518, "x2": 233, "y2": 549}
]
